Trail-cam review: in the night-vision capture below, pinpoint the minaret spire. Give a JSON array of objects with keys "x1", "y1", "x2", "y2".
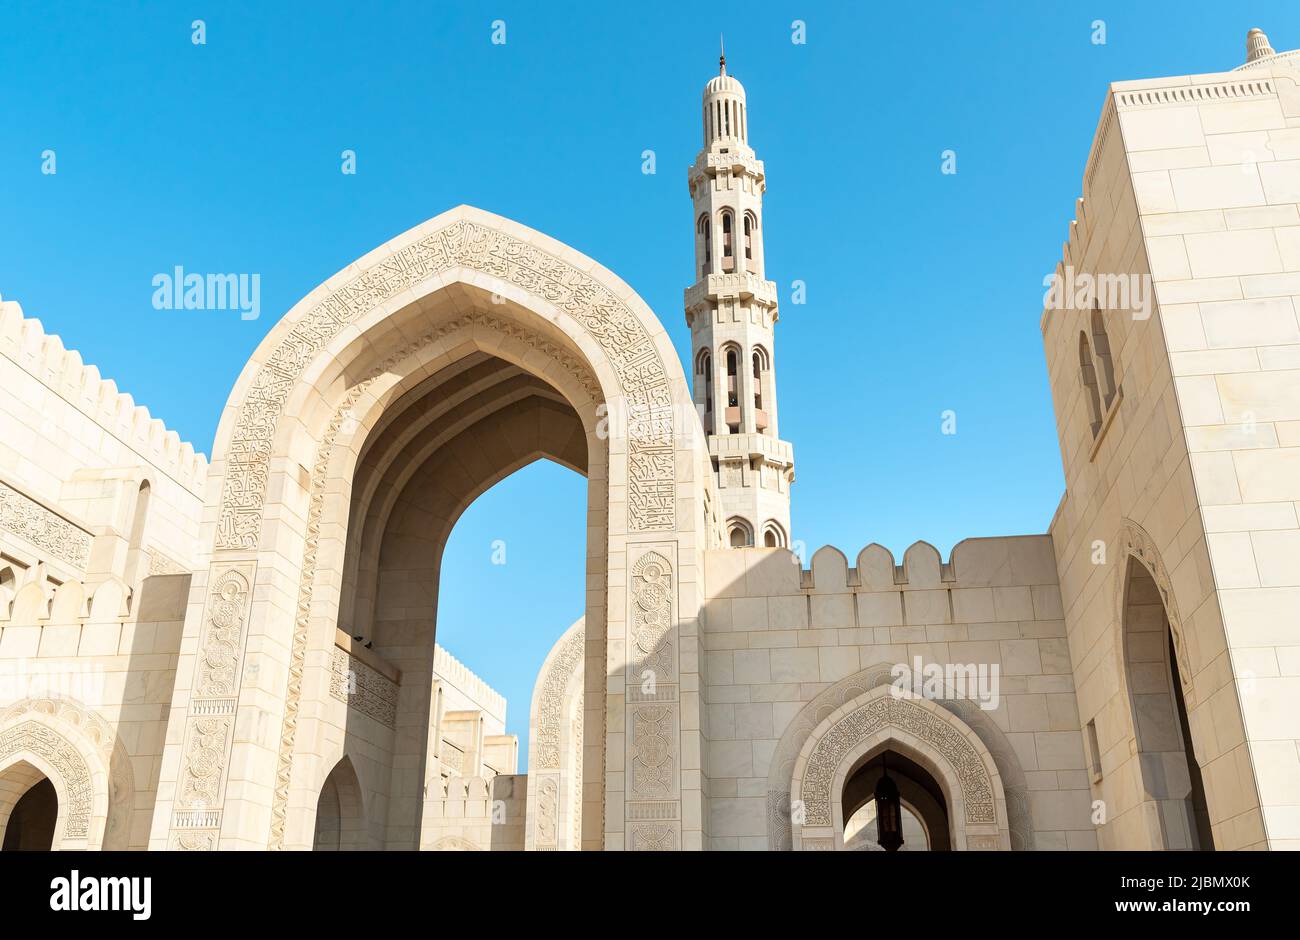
[{"x1": 685, "y1": 53, "x2": 795, "y2": 549}]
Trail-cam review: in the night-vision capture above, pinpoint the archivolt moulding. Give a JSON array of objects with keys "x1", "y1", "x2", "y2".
[
  {"x1": 0, "y1": 696, "x2": 132, "y2": 850},
  {"x1": 783, "y1": 682, "x2": 1012, "y2": 851}
]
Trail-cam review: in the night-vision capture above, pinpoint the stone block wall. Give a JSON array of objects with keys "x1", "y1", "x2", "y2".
[{"x1": 700, "y1": 538, "x2": 1096, "y2": 850}]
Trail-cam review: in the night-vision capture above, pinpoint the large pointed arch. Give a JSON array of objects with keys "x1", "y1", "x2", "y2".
[
  {"x1": 789, "y1": 685, "x2": 1010, "y2": 851},
  {"x1": 152, "y1": 206, "x2": 713, "y2": 851}
]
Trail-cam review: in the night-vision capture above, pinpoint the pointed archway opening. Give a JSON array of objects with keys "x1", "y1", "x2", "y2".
[
  {"x1": 435, "y1": 459, "x2": 586, "y2": 776},
  {"x1": 312, "y1": 757, "x2": 366, "y2": 851},
  {"x1": 1121, "y1": 556, "x2": 1214, "y2": 850},
  {"x1": 160, "y1": 207, "x2": 708, "y2": 851},
  {"x1": 840, "y1": 749, "x2": 950, "y2": 852},
  {"x1": 0, "y1": 764, "x2": 57, "y2": 851},
  {"x1": 333, "y1": 332, "x2": 601, "y2": 849}
]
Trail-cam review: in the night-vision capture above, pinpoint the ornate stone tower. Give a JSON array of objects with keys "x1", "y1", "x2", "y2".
[{"x1": 685, "y1": 45, "x2": 795, "y2": 549}]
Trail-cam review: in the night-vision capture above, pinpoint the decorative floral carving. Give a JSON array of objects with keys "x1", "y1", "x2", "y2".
[
  {"x1": 196, "y1": 570, "x2": 250, "y2": 697},
  {"x1": 629, "y1": 824, "x2": 677, "y2": 851},
  {"x1": 629, "y1": 705, "x2": 676, "y2": 799},
  {"x1": 179, "y1": 717, "x2": 229, "y2": 809},
  {"x1": 0, "y1": 481, "x2": 92, "y2": 569},
  {"x1": 534, "y1": 775, "x2": 559, "y2": 848},
  {"x1": 630, "y1": 551, "x2": 674, "y2": 681}
]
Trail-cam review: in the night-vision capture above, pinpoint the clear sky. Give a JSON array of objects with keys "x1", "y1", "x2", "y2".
[{"x1": 3, "y1": 2, "x2": 1297, "y2": 767}]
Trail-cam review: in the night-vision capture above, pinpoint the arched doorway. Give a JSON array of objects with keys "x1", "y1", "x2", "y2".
[
  {"x1": 312, "y1": 757, "x2": 366, "y2": 851},
  {"x1": 0, "y1": 766, "x2": 57, "y2": 851},
  {"x1": 788, "y1": 686, "x2": 1010, "y2": 850},
  {"x1": 840, "y1": 750, "x2": 950, "y2": 851},
  {"x1": 152, "y1": 206, "x2": 711, "y2": 851},
  {"x1": 1120, "y1": 554, "x2": 1214, "y2": 850}
]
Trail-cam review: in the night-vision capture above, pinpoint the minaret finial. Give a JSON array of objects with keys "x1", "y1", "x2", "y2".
[
  {"x1": 1247, "y1": 27, "x2": 1276, "y2": 63},
  {"x1": 719, "y1": 34, "x2": 726, "y2": 75}
]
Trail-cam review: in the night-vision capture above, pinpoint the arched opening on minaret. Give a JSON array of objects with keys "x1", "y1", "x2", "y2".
[
  {"x1": 697, "y1": 214, "x2": 712, "y2": 277},
  {"x1": 695, "y1": 349, "x2": 714, "y2": 433},
  {"x1": 727, "y1": 517, "x2": 754, "y2": 548},
  {"x1": 720, "y1": 211, "x2": 734, "y2": 272}
]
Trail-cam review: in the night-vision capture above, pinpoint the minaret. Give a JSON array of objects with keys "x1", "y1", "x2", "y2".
[{"x1": 685, "y1": 44, "x2": 795, "y2": 549}]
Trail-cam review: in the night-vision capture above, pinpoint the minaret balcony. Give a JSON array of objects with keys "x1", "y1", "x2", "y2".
[
  {"x1": 689, "y1": 151, "x2": 764, "y2": 186},
  {"x1": 707, "y1": 431, "x2": 794, "y2": 468},
  {"x1": 683, "y1": 272, "x2": 777, "y2": 310}
]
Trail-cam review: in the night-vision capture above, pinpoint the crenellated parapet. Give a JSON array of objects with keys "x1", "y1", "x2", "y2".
[
  {"x1": 0, "y1": 296, "x2": 208, "y2": 494},
  {"x1": 705, "y1": 534, "x2": 1060, "y2": 597},
  {"x1": 432, "y1": 644, "x2": 508, "y2": 725}
]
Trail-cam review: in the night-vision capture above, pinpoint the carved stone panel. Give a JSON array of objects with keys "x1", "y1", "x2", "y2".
[
  {"x1": 328, "y1": 648, "x2": 399, "y2": 728},
  {"x1": 169, "y1": 563, "x2": 254, "y2": 850},
  {"x1": 0, "y1": 481, "x2": 92, "y2": 569}
]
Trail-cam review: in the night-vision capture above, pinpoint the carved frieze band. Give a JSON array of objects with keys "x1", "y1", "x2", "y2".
[
  {"x1": 535, "y1": 627, "x2": 584, "y2": 771},
  {"x1": 217, "y1": 218, "x2": 675, "y2": 551},
  {"x1": 0, "y1": 481, "x2": 92, "y2": 569},
  {"x1": 1114, "y1": 79, "x2": 1274, "y2": 110},
  {"x1": 169, "y1": 564, "x2": 253, "y2": 850},
  {"x1": 801, "y1": 695, "x2": 996, "y2": 827},
  {"x1": 328, "y1": 647, "x2": 398, "y2": 728},
  {"x1": 0, "y1": 720, "x2": 94, "y2": 838}
]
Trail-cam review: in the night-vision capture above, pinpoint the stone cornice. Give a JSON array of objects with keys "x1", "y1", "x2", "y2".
[{"x1": 684, "y1": 272, "x2": 778, "y2": 312}]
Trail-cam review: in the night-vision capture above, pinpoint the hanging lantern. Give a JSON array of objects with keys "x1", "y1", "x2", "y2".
[{"x1": 875, "y1": 754, "x2": 904, "y2": 852}]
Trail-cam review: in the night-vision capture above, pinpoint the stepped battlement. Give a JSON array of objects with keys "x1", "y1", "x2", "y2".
[{"x1": 0, "y1": 296, "x2": 208, "y2": 494}]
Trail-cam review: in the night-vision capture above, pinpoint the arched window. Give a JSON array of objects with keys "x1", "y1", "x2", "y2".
[
  {"x1": 726, "y1": 348, "x2": 739, "y2": 408},
  {"x1": 721, "y1": 211, "x2": 734, "y2": 266},
  {"x1": 727, "y1": 517, "x2": 754, "y2": 548},
  {"x1": 752, "y1": 350, "x2": 763, "y2": 411},
  {"x1": 762, "y1": 521, "x2": 786, "y2": 549},
  {"x1": 1091, "y1": 305, "x2": 1118, "y2": 408},
  {"x1": 743, "y1": 213, "x2": 754, "y2": 261},
  {"x1": 1079, "y1": 332, "x2": 1103, "y2": 437},
  {"x1": 698, "y1": 215, "x2": 712, "y2": 277},
  {"x1": 128, "y1": 480, "x2": 151, "y2": 553},
  {"x1": 695, "y1": 348, "x2": 713, "y2": 419},
  {"x1": 0, "y1": 565, "x2": 16, "y2": 608}
]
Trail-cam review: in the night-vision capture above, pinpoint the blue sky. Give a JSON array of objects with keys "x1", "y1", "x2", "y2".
[{"x1": 3, "y1": 2, "x2": 1296, "y2": 766}]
